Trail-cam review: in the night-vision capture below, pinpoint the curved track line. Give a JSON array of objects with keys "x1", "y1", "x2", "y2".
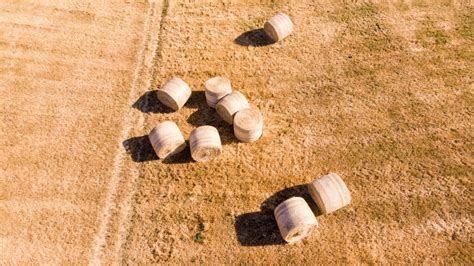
[
  {"x1": 88, "y1": 3, "x2": 156, "y2": 265},
  {"x1": 114, "y1": 1, "x2": 169, "y2": 261}
]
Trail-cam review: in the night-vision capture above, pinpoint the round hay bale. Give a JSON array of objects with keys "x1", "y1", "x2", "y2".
[
  {"x1": 216, "y1": 91, "x2": 249, "y2": 124},
  {"x1": 148, "y1": 121, "x2": 186, "y2": 159},
  {"x1": 308, "y1": 173, "x2": 351, "y2": 215},
  {"x1": 157, "y1": 77, "x2": 191, "y2": 111},
  {"x1": 264, "y1": 12, "x2": 293, "y2": 42},
  {"x1": 189, "y1": 125, "x2": 222, "y2": 162},
  {"x1": 205, "y1": 76, "x2": 232, "y2": 108},
  {"x1": 233, "y1": 107, "x2": 263, "y2": 142},
  {"x1": 274, "y1": 197, "x2": 318, "y2": 244}
]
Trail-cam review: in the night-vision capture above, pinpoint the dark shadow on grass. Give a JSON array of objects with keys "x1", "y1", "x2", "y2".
[
  {"x1": 235, "y1": 184, "x2": 321, "y2": 246},
  {"x1": 123, "y1": 135, "x2": 192, "y2": 164},
  {"x1": 133, "y1": 89, "x2": 174, "y2": 113},
  {"x1": 162, "y1": 141, "x2": 193, "y2": 164},
  {"x1": 186, "y1": 91, "x2": 239, "y2": 145},
  {"x1": 184, "y1": 90, "x2": 205, "y2": 109},
  {"x1": 235, "y1": 211, "x2": 284, "y2": 246},
  {"x1": 235, "y1": 28, "x2": 275, "y2": 47},
  {"x1": 123, "y1": 135, "x2": 158, "y2": 162},
  {"x1": 127, "y1": 90, "x2": 240, "y2": 164},
  {"x1": 260, "y1": 185, "x2": 320, "y2": 215}
]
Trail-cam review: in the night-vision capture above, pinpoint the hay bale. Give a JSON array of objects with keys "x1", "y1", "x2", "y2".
[
  {"x1": 308, "y1": 173, "x2": 351, "y2": 215},
  {"x1": 274, "y1": 197, "x2": 318, "y2": 244},
  {"x1": 233, "y1": 107, "x2": 263, "y2": 142},
  {"x1": 264, "y1": 12, "x2": 293, "y2": 42},
  {"x1": 205, "y1": 76, "x2": 232, "y2": 108},
  {"x1": 189, "y1": 125, "x2": 222, "y2": 162},
  {"x1": 216, "y1": 91, "x2": 249, "y2": 124},
  {"x1": 157, "y1": 77, "x2": 191, "y2": 111},
  {"x1": 149, "y1": 121, "x2": 186, "y2": 159}
]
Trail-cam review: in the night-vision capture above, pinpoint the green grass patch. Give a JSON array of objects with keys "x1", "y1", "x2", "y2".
[
  {"x1": 364, "y1": 195, "x2": 439, "y2": 224},
  {"x1": 329, "y1": 3, "x2": 403, "y2": 55},
  {"x1": 410, "y1": 195, "x2": 438, "y2": 221},
  {"x1": 365, "y1": 198, "x2": 403, "y2": 224},
  {"x1": 268, "y1": 0, "x2": 293, "y2": 9},
  {"x1": 331, "y1": 3, "x2": 378, "y2": 23},
  {"x1": 193, "y1": 232, "x2": 205, "y2": 244},
  {"x1": 416, "y1": 18, "x2": 450, "y2": 46},
  {"x1": 426, "y1": 29, "x2": 450, "y2": 44},
  {"x1": 394, "y1": 1, "x2": 410, "y2": 11},
  {"x1": 444, "y1": 164, "x2": 473, "y2": 179},
  {"x1": 456, "y1": 9, "x2": 474, "y2": 39},
  {"x1": 193, "y1": 215, "x2": 207, "y2": 244},
  {"x1": 412, "y1": 0, "x2": 452, "y2": 8}
]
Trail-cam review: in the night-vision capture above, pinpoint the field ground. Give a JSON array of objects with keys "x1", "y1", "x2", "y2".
[
  {"x1": 1, "y1": 0, "x2": 160, "y2": 263},
  {"x1": 1, "y1": 0, "x2": 473, "y2": 264}
]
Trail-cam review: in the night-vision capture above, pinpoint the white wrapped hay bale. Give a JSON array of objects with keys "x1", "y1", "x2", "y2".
[
  {"x1": 308, "y1": 173, "x2": 351, "y2": 215},
  {"x1": 189, "y1": 125, "x2": 222, "y2": 162},
  {"x1": 233, "y1": 107, "x2": 263, "y2": 142},
  {"x1": 156, "y1": 77, "x2": 192, "y2": 111},
  {"x1": 274, "y1": 197, "x2": 318, "y2": 244},
  {"x1": 205, "y1": 76, "x2": 232, "y2": 108},
  {"x1": 264, "y1": 12, "x2": 294, "y2": 42},
  {"x1": 216, "y1": 91, "x2": 249, "y2": 124},
  {"x1": 148, "y1": 121, "x2": 186, "y2": 159}
]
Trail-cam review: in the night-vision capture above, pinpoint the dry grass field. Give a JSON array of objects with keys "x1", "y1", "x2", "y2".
[
  {"x1": 1, "y1": 0, "x2": 473, "y2": 264},
  {"x1": 1, "y1": 0, "x2": 162, "y2": 263}
]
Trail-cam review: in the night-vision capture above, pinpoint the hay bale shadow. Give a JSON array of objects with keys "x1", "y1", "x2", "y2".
[
  {"x1": 128, "y1": 90, "x2": 240, "y2": 164},
  {"x1": 235, "y1": 28, "x2": 275, "y2": 47},
  {"x1": 162, "y1": 142, "x2": 193, "y2": 164},
  {"x1": 186, "y1": 91, "x2": 239, "y2": 145},
  {"x1": 235, "y1": 184, "x2": 321, "y2": 246},
  {"x1": 133, "y1": 89, "x2": 174, "y2": 113},
  {"x1": 122, "y1": 135, "x2": 158, "y2": 162},
  {"x1": 123, "y1": 135, "x2": 192, "y2": 164},
  {"x1": 184, "y1": 90, "x2": 205, "y2": 109},
  {"x1": 235, "y1": 211, "x2": 284, "y2": 246}
]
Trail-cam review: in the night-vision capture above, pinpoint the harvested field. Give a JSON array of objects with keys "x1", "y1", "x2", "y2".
[
  {"x1": 0, "y1": 0, "x2": 164, "y2": 263},
  {"x1": 1, "y1": 0, "x2": 473, "y2": 264}
]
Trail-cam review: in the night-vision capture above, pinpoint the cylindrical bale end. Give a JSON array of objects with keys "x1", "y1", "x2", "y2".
[
  {"x1": 216, "y1": 91, "x2": 249, "y2": 124},
  {"x1": 205, "y1": 77, "x2": 232, "y2": 108},
  {"x1": 148, "y1": 121, "x2": 186, "y2": 159},
  {"x1": 233, "y1": 107, "x2": 263, "y2": 142},
  {"x1": 157, "y1": 77, "x2": 192, "y2": 111},
  {"x1": 274, "y1": 197, "x2": 318, "y2": 244},
  {"x1": 189, "y1": 125, "x2": 222, "y2": 162},
  {"x1": 308, "y1": 173, "x2": 351, "y2": 215},
  {"x1": 264, "y1": 12, "x2": 293, "y2": 42}
]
